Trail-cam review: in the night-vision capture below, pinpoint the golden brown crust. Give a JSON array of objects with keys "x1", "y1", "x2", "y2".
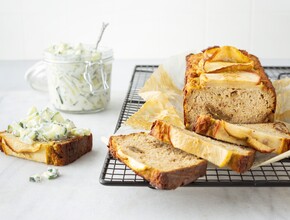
[
  {"x1": 184, "y1": 53, "x2": 201, "y2": 129},
  {"x1": 284, "y1": 138, "x2": 290, "y2": 153},
  {"x1": 108, "y1": 133, "x2": 207, "y2": 190},
  {"x1": 0, "y1": 135, "x2": 3, "y2": 152},
  {"x1": 0, "y1": 132, "x2": 92, "y2": 166},
  {"x1": 150, "y1": 121, "x2": 171, "y2": 144},
  {"x1": 185, "y1": 53, "x2": 203, "y2": 83},
  {"x1": 150, "y1": 164, "x2": 207, "y2": 189},
  {"x1": 194, "y1": 114, "x2": 214, "y2": 135},
  {"x1": 48, "y1": 134, "x2": 93, "y2": 166},
  {"x1": 228, "y1": 153, "x2": 255, "y2": 173}
]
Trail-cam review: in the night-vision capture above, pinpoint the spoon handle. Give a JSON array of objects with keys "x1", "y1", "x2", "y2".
[{"x1": 95, "y1": 22, "x2": 109, "y2": 50}]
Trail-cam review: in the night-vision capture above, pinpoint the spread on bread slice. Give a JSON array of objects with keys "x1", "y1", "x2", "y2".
[
  {"x1": 108, "y1": 132, "x2": 207, "y2": 189},
  {"x1": 0, "y1": 107, "x2": 92, "y2": 165},
  {"x1": 150, "y1": 120, "x2": 255, "y2": 173},
  {"x1": 184, "y1": 46, "x2": 276, "y2": 130},
  {"x1": 195, "y1": 115, "x2": 290, "y2": 154}
]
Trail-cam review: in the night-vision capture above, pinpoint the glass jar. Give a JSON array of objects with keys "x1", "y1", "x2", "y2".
[{"x1": 25, "y1": 44, "x2": 113, "y2": 113}]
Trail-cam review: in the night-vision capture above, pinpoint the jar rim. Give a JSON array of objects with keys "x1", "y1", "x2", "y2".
[{"x1": 43, "y1": 44, "x2": 113, "y2": 62}]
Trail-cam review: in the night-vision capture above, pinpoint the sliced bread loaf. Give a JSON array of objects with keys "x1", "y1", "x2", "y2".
[
  {"x1": 184, "y1": 46, "x2": 276, "y2": 130},
  {"x1": 195, "y1": 114, "x2": 290, "y2": 154},
  {"x1": 150, "y1": 120, "x2": 255, "y2": 173},
  {"x1": 108, "y1": 132, "x2": 207, "y2": 189}
]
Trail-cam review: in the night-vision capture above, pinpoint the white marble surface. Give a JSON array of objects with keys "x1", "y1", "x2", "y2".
[{"x1": 1, "y1": 60, "x2": 290, "y2": 220}]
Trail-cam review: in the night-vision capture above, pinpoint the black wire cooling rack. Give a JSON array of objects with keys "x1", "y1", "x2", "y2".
[{"x1": 100, "y1": 65, "x2": 290, "y2": 187}]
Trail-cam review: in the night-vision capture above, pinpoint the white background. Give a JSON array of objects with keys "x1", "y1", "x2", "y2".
[
  {"x1": 1, "y1": 2, "x2": 290, "y2": 220},
  {"x1": 1, "y1": 0, "x2": 290, "y2": 60}
]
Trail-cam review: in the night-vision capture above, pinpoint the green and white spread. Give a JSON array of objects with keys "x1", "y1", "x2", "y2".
[
  {"x1": 46, "y1": 43, "x2": 102, "y2": 61},
  {"x1": 7, "y1": 107, "x2": 90, "y2": 144},
  {"x1": 45, "y1": 43, "x2": 113, "y2": 113}
]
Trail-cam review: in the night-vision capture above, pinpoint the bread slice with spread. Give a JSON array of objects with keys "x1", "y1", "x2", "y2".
[
  {"x1": 184, "y1": 46, "x2": 276, "y2": 130},
  {"x1": 0, "y1": 107, "x2": 92, "y2": 165},
  {"x1": 108, "y1": 132, "x2": 207, "y2": 189},
  {"x1": 195, "y1": 114, "x2": 290, "y2": 154}
]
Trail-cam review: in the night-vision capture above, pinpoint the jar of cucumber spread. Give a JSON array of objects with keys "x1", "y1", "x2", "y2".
[{"x1": 44, "y1": 43, "x2": 113, "y2": 113}]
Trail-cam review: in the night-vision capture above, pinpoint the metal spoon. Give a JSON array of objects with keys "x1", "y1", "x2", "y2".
[{"x1": 95, "y1": 22, "x2": 109, "y2": 50}]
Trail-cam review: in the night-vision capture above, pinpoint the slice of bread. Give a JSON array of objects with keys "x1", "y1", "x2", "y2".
[
  {"x1": 108, "y1": 132, "x2": 207, "y2": 189},
  {"x1": 195, "y1": 114, "x2": 290, "y2": 154},
  {"x1": 184, "y1": 46, "x2": 276, "y2": 130},
  {"x1": 150, "y1": 120, "x2": 255, "y2": 173},
  {"x1": 0, "y1": 132, "x2": 92, "y2": 166}
]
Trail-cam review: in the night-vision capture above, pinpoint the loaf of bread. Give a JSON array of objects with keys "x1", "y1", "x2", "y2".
[
  {"x1": 108, "y1": 132, "x2": 207, "y2": 189},
  {"x1": 150, "y1": 120, "x2": 255, "y2": 173},
  {"x1": 195, "y1": 114, "x2": 290, "y2": 154},
  {"x1": 0, "y1": 132, "x2": 92, "y2": 166},
  {"x1": 184, "y1": 46, "x2": 276, "y2": 130}
]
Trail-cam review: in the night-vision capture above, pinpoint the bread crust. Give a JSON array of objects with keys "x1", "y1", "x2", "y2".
[
  {"x1": 48, "y1": 135, "x2": 93, "y2": 165},
  {"x1": 228, "y1": 152, "x2": 255, "y2": 173},
  {"x1": 184, "y1": 46, "x2": 276, "y2": 128},
  {"x1": 108, "y1": 133, "x2": 207, "y2": 190},
  {"x1": 0, "y1": 132, "x2": 92, "y2": 166}
]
